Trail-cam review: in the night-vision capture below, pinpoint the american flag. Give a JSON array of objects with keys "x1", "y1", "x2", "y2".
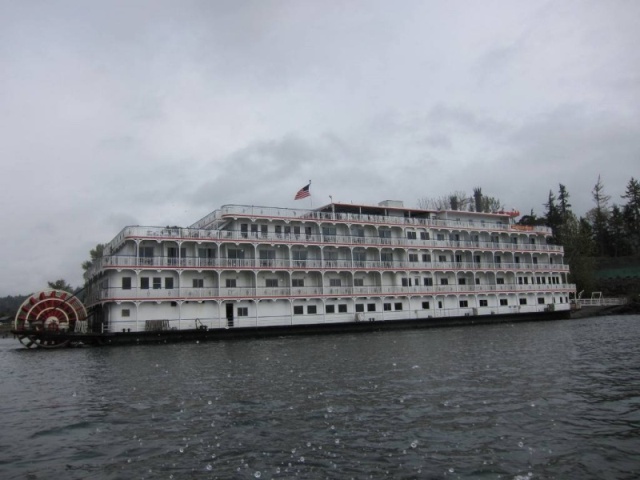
[{"x1": 294, "y1": 183, "x2": 311, "y2": 200}]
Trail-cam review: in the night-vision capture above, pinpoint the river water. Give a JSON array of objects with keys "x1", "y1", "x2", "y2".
[{"x1": 1, "y1": 315, "x2": 639, "y2": 479}]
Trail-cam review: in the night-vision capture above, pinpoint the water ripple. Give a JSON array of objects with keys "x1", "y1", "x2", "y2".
[{"x1": 1, "y1": 315, "x2": 640, "y2": 479}]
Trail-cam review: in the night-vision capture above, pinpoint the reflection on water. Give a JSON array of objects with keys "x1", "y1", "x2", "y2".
[{"x1": 1, "y1": 315, "x2": 639, "y2": 479}]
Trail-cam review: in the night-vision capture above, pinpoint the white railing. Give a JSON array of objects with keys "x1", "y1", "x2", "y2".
[
  {"x1": 94, "y1": 255, "x2": 569, "y2": 274},
  {"x1": 576, "y1": 297, "x2": 627, "y2": 307},
  {"x1": 88, "y1": 283, "x2": 576, "y2": 304},
  {"x1": 108, "y1": 225, "x2": 562, "y2": 252},
  {"x1": 214, "y1": 204, "x2": 553, "y2": 234}
]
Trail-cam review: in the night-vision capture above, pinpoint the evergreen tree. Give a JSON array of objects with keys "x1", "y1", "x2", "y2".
[
  {"x1": 82, "y1": 244, "x2": 105, "y2": 273},
  {"x1": 607, "y1": 204, "x2": 628, "y2": 257},
  {"x1": 47, "y1": 279, "x2": 75, "y2": 293},
  {"x1": 590, "y1": 175, "x2": 611, "y2": 256},
  {"x1": 560, "y1": 213, "x2": 595, "y2": 294},
  {"x1": 544, "y1": 190, "x2": 562, "y2": 243},
  {"x1": 621, "y1": 177, "x2": 640, "y2": 254},
  {"x1": 473, "y1": 187, "x2": 482, "y2": 213},
  {"x1": 558, "y1": 184, "x2": 572, "y2": 222}
]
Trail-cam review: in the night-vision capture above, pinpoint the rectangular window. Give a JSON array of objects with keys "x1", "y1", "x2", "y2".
[
  {"x1": 437, "y1": 234, "x2": 445, "y2": 241},
  {"x1": 261, "y1": 225, "x2": 268, "y2": 236},
  {"x1": 122, "y1": 308, "x2": 130, "y2": 318},
  {"x1": 402, "y1": 278, "x2": 410, "y2": 287},
  {"x1": 479, "y1": 299, "x2": 488, "y2": 307},
  {"x1": 422, "y1": 301, "x2": 430, "y2": 309},
  {"x1": 329, "y1": 278, "x2": 342, "y2": 287},
  {"x1": 458, "y1": 278, "x2": 466, "y2": 285},
  {"x1": 475, "y1": 278, "x2": 480, "y2": 285},
  {"x1": 495, "y1": 255, "x2": 501, "y2": 265},
  {"x1": 394, "y1": 302, "x2": 402, "y2": 311},
  {"x1": 420, "y1": 232, "x2": 429, "y2": 240},
  {"x1": 497, "y1": 278, "x2": 505, "y2": 285},
  {"x1": 292, "y1": 279, "x2": 304, "y2": 287},
  {"x1": 381, "y1": 252, "x2": 393, "y2": 262},
  {"x1": 165, "y1": 277, "x2": 174, "y2": 289},
  {"x1": 259, "y1": 249, "x2": 276, "y2": 266},
  {"x1": 326, "y1": 305, "x2": 335, "y2": 314},
  {"x1": 440, "y1": 278, "x2": 449, "y2": 285},
  {"x1": 538, "y1": 297, "x2": 545, "y2": 304},
  {"x1": 140, "y1": 277, "x2": 149, "y2": 290},
  {"x1": 292, "y1": 250, "x2": 307, "y2": 261},
  {"x1": 439, "y1": 255, "x2": 447, "y2": 262},
  {"x1": 338, "y1": 304, "x2": 348, "y2": 313},
  {"x1": 383, "y1": 303, "x2": 392, "y2": 311},
  {"x1": 459, "y1": 300, "x2": 468, "y2": 307},
  {"x1": 140, "y1": 246, "x2": 154, "y2": 265},
  {"x1": 423, "y1": 277, "x2": 433, "y2": 286},
  {"x1": 275, "y1": 225, "x2": 282, "y2": 235},
  {"x1": 407, "y1": 231, "x2": 417, "y2": 239},
  {"x1": 122, "y1": 277, "x2": 132, "y2": 290},
  {"x1": 307, "y1": 305, "x2": 317, "y2": 314},
  {"x1": 367, "y1": 303, "x2": 376, "y2": 312},
  {"x1": 500, "y1": 299, "x2": 508, "y2": 306},
  {"x1": 519, "y1": 298, "x2": 527, "y2": 305},
  {"x1": 408, "y1": 253, "x2": 418, "y2": 262},
  {"x1": 266, "y1": 279, "x2": 278, "y2": 288},
  {"x1": 355, "y1": 304, "x2": 365, "y2": 313},
  {"x1": 225, "y1": 279, "x2": 237, "y2": 288},
  {"x1": 293, "y1": 305, "x2": 303, "y2": 315},
  {"x1": 193, "y1": 278, "x2": 204, "y2": 288},
  {"x1": 354, "y1": 278, "x2": 364, "y2": 287},
  {"x1": 422, "y1": 254, "x2": 431, "y2": 262},
  {"x1": 237, "y1": 307, "x2": 248, "y2": 317},
  {"x1": 228, "y1": 249, "x2": 245, "y2": 259},
  {"x1": 353, "y1": 250, "x2": 366, "y2": 262}
]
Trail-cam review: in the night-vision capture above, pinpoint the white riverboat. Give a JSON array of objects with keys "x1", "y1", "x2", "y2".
[{"x1": 14, "y1": 200, "x2": 575, "y2": 347}]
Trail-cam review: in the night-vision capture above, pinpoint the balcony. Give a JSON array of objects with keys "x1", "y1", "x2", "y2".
[
  {"x1": 88, "y1": 283, "x2": 576, "y2": 305},
  {"x1": 92, "y1": 255, "x2": 570, "y2": 276}
]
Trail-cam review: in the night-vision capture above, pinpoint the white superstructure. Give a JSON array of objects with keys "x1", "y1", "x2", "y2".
[{"x1": 84, "y1": 202, "x2": 575, "y2": 333}]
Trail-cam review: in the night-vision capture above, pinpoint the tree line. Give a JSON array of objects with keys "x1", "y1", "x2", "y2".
[{"x1": 418, "y1": 178, "x2": 640, "y2": 295}]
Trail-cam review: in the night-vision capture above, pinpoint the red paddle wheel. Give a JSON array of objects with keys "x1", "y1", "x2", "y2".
[{"x1": 14, "y1": 289, "x2": 88, "y2": 348}]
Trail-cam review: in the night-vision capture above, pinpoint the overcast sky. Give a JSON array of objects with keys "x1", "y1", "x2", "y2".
[{"x1": 1, "y1": 0, "x2": 638, "y2": 295}]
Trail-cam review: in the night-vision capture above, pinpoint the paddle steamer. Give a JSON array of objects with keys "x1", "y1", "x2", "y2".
[{"x1": 13, "y1": 200, "x2": 575, "y2": 347}]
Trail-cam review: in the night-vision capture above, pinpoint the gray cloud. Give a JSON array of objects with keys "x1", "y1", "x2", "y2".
[{"x1": 1, "y1": 0, "x2": 639, "y2": 294}]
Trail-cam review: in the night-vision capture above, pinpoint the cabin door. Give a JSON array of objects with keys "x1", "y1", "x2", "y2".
[{"x1": 225, "y1": 303, "x2": 234, "y2": 327}]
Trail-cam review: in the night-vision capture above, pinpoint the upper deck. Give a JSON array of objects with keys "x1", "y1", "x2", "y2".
[{"x1": 189, "y1": 203, "x2": 551, "y2": 234}]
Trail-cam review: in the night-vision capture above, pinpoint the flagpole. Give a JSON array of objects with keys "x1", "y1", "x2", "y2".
[{"x1": 309, "y1": 179, "x2": 312, "y2": 209}]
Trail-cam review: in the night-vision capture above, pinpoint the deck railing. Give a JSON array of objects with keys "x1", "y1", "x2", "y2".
[
  {"x1": 576, "y1": 297, "x2": 627, "y2": 307},
  {"x1": 211, "y1": 204, "x2": 553, "y2": 234},
  {"x1": 93, "y1": 255, "x2": 570, "y2": 274},
  {"x1": 88, "y1": 283, "x2": 576, "y2": 304},
  {"x1": 103, "y1": 225, "x2": 563, "y2": 259}
]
